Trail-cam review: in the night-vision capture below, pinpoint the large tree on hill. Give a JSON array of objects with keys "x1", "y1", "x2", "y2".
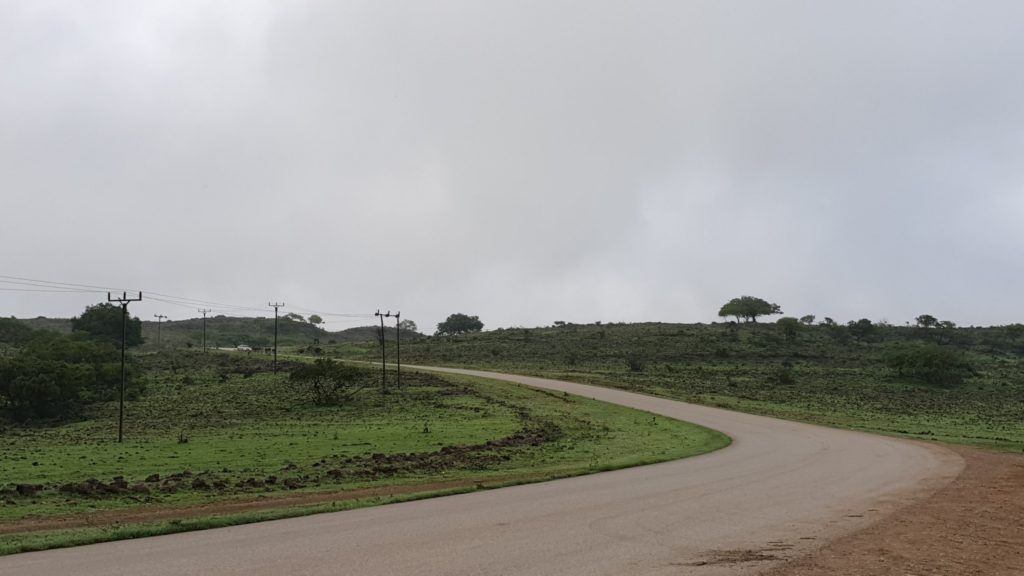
[
  {"x1": 435, "y1": 313, "x2": 484, "y2": 336},
  {"x1": 718, "y1": 296, "x2": 782, "y2": 323},
  {"x1": 71, "y1": 303, "x2": 143, "y2": 347}
]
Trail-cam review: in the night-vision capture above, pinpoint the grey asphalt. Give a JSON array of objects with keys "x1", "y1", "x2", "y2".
[{"x1": 2, "y1": 367, "x2": 963, "y2": 575}]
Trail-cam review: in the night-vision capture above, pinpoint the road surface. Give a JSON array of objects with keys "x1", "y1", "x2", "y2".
[{"x1": 2, "y1": 367, "x2": 963, "y2": 575}]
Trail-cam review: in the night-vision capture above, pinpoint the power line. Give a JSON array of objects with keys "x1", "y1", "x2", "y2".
[
  {"x1": 0, "y1": 274, "x2": 126, "y2": 292},
  {"x1": 2, "y1": 273, "x2": 377, "y2": 323},
  {"x1": 0, "y1": 287, "x2": 103, "y2": 293}
]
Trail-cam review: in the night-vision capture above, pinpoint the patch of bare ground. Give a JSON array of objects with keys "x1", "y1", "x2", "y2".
[
  {"x1": 0, "y1": 474, "x2": 545, "y2": 536},
  {"x1": 768, "y1": 445, "x2": 1024, "y2": 576}
]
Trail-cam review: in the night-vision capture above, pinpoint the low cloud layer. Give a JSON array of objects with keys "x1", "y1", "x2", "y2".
[{"x1": 3, "y1": 1, "x2": 1023, "y2": 330}]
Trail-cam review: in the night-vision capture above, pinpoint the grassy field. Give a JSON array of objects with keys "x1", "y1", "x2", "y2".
[
  {"x1": 0, "y1": 350, "x2": 727, "y2": 554},
  {"x1": 334, "y1": 321, "x2": 1024, "y2": 452}
]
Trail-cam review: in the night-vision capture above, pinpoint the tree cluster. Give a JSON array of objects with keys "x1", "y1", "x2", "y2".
[
  {"x1": 0, "y1": 332, "x2": 140, "y2": 421},
  {"x1": 71, "y1": 303, "x2": 144, "y2": 347}
]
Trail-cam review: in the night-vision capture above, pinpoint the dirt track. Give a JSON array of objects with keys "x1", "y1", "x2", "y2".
[{"x1": 1, "y1": 368, "x2": 963, "y2": 575}]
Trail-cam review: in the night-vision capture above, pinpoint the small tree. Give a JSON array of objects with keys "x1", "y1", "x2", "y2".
[
  {"x1": 847, "y1": 318, "x2": 877, "y2": 342},
  {"x1": 915, "y1": 314, "x2": 939, "y2": 328},
  {"x1": 776, "y1": 317, "x2": 801, "y2": 341},
  {"x1": 289, "y1": 359, "x2": 366, "y2": 405},
  {"x1": 308, "y1": 314, "x2": 323, "y2": 326},
  {"x1": 398, "y1": 319, "x2": 418, "y2": 333},
  {"x1": 71, "y1": 303, "x2": 143, "y2": 347},
  {"x1": 717, "y1": 296, "x2": 782, "y2": 323},
  {"x1": 799, "y1": 315, "x2": 815, "y2": 325},
  {"x1": 435, "y1": 313, "x2": 484, "y2": 336}
]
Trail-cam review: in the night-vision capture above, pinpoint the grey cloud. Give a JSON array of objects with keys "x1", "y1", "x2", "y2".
[{"x1": 2, "y1": 1, "x2": 1023, "y2": 330}]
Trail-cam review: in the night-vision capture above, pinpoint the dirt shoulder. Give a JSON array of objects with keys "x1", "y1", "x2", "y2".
[
  {"x1": 768, "y1": 445, "x2": 1024, "y2": 576},
  {"x1": 0, "y1": 474, "x2": 541, "y2": 536}
]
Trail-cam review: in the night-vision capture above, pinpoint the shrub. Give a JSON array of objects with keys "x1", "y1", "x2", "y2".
[
  {"x1": 769, "y1": 361, "x2": 796, "y2": 385},
  {"x1": 625, "y1": 353, "x2": 646, "y2": 373},
  {"x1": 882, "y1": 342, "x2": 972, "y2": 387},
  {"x1": 290, "y1": 359, "x2": 367, "y2": 405}
]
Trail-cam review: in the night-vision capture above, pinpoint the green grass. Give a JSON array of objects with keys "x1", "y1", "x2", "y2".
[
  {"x1": 336, "y1": 322, "x2": 1024, "y2": 452},
  {"x1": 0, "y1": 350, "x2": 727, "y2": 554}
]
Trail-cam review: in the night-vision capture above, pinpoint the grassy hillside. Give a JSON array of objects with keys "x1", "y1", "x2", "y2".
[
  {"x1": 0, "y1": 349, "x2": 726, "y2": 554},
  {"x1": 333, "y1": 321, "x2": 1024, "y2": 451},
  {"x1": 15, "y1": 315, "x2": 400, "y2": 350}
]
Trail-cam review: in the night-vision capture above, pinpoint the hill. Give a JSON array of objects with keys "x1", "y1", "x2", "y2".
[
  {"x1": 334, "y1": 320, "x2": 1024, "y2": 451},
  {"x1": 13, "y1": 315, "x2": 412, "y2": 349}
]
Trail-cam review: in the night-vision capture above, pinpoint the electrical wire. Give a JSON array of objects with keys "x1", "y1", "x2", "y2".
[{"x1": 2, "y1": 273, "x2": 378, "y2": 320}]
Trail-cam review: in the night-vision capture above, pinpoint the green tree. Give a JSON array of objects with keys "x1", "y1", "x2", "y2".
[
  {"x1": 283, "y1": 312, "x2": 306, "y2": 323},
  {"x1": 289, "y1": 359, "x2": 366, "y2": 405},
  {"x1": 846, "y1": 318, "x2": 877, "y2": 342},
  {"x1": 435, "y1": 313, "x2": 484, "y2": 336},
  {"x1": 915, "y1": 314, "x2": 939, "y2": 328},
  {"x1": 308, "y1": 314, "x2": 323, "y2": 326},
  {"x1": 717, "y1": 296, "x2": 782, "y2": 323},
  {"x1": 799, "y1": 315, "x2": 816, "y2": 325},
  {"x1": 0, "y1": 332, "x2": 135, "y2": 421},
  {"x1": 0, "y1": 318, "x2": 33, "y2": 345},
  {"x1": 776, "y1": 317, "x2": 801, "y2": 341},
  {"x1": 398, "y1": 319, "x2": 418, "y2": 333},
  {"x1": 71, "y1": 303, "x2": 143, "y2": 347}
]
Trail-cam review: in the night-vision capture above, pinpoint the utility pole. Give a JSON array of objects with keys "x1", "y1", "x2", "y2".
[
  {"x1": 269, "y1": 302, "x2": 284, "y2": 372},
  {"x1": 386, "y1": 311, "x2": 401, "y2": 388},
  {"x1": 198, "y1": 309, "x2": 211, "y2": 352},
  {"x1": 108, "y1": 291, "x2": 142, "y2": 443},
  {"x1": 375, "y1": 310, "x2": 387, "y2": 393},
  {"x1": 153, "y1": 314, "x2": 167, "y2": 346}
]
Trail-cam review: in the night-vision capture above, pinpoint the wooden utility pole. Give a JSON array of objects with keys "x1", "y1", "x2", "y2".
[
  {"x1": 386, "y1": 311, "x2": 401, "y2": 388},
  {"x1": 269, "y1": 302, "x2": 285, "y2": 372},
  {"x1": 375, "y1": 310, "x2": 387, "y2": 393},
  {"x1": 199, "y1": 309, "x2": 211, "y2": 352},
  {"x1": 108, "y1": 291, "x2": 142, "y2": 443},
  {"x1": 153, "y1": 314, "x2": 167, "y2": 346}
]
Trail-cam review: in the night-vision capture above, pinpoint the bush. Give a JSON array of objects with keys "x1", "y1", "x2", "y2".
[
  {"x1": 882, "y1": 342, "x2": 972, "y2": 387},
  {"x1": 625, "y1": 352, "x2": 646, "y2": 373},
  {"x1": 769, "y1": 361, "x2": 796, "y2": 385},
  {"x1": 290, "y1": 359, "x2": 367, "y2": 405}
]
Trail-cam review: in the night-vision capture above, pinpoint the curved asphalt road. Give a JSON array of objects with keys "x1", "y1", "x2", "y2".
[{"x1": 3, "y1": 367, "x2": 963, "y2": 575}]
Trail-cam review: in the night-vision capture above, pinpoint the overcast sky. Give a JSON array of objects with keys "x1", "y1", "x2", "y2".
[{"x1": 2, "y1": 1, "x2": 1023, "y2": 331}]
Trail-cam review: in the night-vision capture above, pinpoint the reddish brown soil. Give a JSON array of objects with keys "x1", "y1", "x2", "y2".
[
  {"x1": 0, "y1": 474, "x2": 544, "y2": 536},
  {"x1": 769, "y1": 445, "x2": 1024, "y2": 576}
]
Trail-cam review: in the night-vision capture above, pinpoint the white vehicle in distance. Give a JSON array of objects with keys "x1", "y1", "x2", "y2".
[{"x1": 236, "y1": 344, "x2": 252, "y2": 352}]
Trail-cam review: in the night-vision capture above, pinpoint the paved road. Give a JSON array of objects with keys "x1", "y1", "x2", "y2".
[{"x1": 3, "y1": 367, "x2": 963, "y2": 575}]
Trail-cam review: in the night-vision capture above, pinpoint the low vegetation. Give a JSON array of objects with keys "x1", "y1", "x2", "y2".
[
  {"x1": 0, "y1": 348, "x2": 726, "y2": 554},
  {"x1": 339, "y1": 320, "x2": 1024, "y2": 451}
]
